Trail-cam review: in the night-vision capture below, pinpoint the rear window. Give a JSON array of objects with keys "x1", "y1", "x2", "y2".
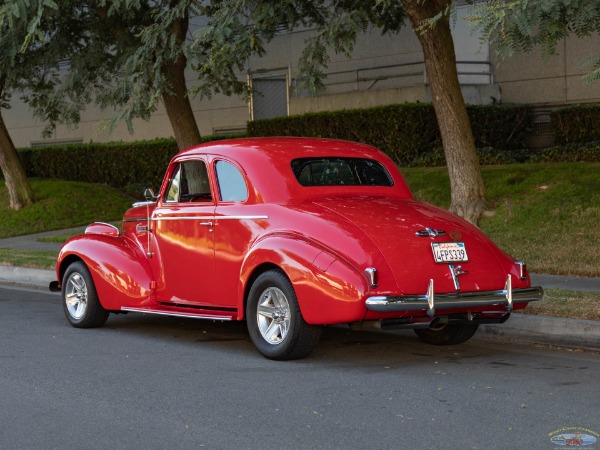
[{"x1": 291, "y1": 158, "x2": 393, "y2": 187}]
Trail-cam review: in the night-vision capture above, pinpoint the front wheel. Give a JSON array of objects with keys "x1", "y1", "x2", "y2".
[
  {"x1": 246, "y1": 270, "x2": 321, "y2": 360},
  {"x1": 62, "y1": 261, "x2": 109, "y2": 328},
  {"x1": 414, "y1": 323, "x2": 479, "y2": 345}
]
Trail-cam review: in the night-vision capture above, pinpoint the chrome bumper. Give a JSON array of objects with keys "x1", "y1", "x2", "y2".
[{"x1": 366, "y1": 276, "x2": 544, "y2": 317}]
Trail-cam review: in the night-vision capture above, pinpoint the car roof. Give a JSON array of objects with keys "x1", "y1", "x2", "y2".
[{"x1": 174, "y1": 137, "x2": 413, "y2": 203}]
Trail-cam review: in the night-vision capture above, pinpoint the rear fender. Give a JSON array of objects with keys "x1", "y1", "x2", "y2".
[
  {"x1": 56, "y1": 234, "x2": 154, "y2": 311},
  {"x1": 240, "y1": 235, "x2": 368, "y2": 324}
]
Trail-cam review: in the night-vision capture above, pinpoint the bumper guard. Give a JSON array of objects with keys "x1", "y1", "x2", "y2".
[{"x1": 366, "y1": 275, "x2": 544, "y2": 317}]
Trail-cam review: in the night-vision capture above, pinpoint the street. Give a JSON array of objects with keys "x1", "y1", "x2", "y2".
[{"x1": 0, "y1": 285, "x2": 598, "y2": 450}]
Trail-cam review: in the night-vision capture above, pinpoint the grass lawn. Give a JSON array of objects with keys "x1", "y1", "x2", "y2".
[
  {"x1": 403, "y1": 162, "x2": 600, "y2": 278},
  {"x1": 0, "y1": 179, "x2": 135, "y2": 239},
  {"x1": 520, "y1": 288, "x2": 600, "y2": 320}
]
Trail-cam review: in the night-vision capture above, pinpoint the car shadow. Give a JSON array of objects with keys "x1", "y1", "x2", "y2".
[{"x1": 95, "y1": 312, "x2": 515, "y2": 366}]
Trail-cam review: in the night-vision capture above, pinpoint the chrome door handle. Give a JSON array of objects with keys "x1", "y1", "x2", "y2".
[{"x1": 199, "y1": 221, "x2": 213, "y2": 227}]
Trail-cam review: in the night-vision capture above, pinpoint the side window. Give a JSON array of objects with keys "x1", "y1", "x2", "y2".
[
  {"x1": 164, "y1": 160, "x2": 212, "y2": 203},
  {"x1": 215, "y1": 160, "x2": 248, "y2": 202}
]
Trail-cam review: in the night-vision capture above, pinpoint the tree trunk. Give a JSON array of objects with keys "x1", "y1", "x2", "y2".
[
  {"x1": 402, "y1": 0, "x2": 486, "y2": 225},
  {"x1": 161, "y1": 13, "x2": 202, "y2": 151},
  {"x1": 0, "y1": 110, "x2": 34, "y2": 210},
  {"x1": 162, "y1": 55, "x2": 202, "y2": 151}
]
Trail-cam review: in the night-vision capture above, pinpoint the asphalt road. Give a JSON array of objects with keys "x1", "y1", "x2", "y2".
[{"x1": 1, "y1": 286, "x2": 599, "y2": 450}]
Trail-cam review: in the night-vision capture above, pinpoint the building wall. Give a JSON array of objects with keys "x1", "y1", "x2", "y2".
[
  {"x1": 4, "y1": 5, "x2": 600, "y2": 149},
  {"x1": 492, "y1": 34, "x2": 600, "y2": 106}
]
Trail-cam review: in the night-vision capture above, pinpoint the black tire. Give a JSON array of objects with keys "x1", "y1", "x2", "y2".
[
  {"x1": 62, "y1": 261, "x2": 109, "y2": 328},
  {"x1": 414, "y1": 323, "x2": 479, "y2": 345},
  {"x1": 246, "y1": 270, "x2": 321, "y2": 360}
]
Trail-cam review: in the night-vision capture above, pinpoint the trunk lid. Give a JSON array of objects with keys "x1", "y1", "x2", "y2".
[{"x1": 313, "y1": 196, "x2": 510, "y2": 294}]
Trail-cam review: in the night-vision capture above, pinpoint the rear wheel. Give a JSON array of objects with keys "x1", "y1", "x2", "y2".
[
  {"x1": 62, "y1": 261, "x2": 109, "y2": 328},
  {"x1": 414, "y1": 322, "x2": 479, "y2": 345},
  {"x1": 247, "y1": 270, "x2": 321, "y2": 360}
]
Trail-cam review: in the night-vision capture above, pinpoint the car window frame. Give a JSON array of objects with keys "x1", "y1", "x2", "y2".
[
  {"x1": 162, "y1": 158, "x2": 214, "y2": 204},
  {"x1": 214, "y1": 159, "x2": 249, "y2": 203}
]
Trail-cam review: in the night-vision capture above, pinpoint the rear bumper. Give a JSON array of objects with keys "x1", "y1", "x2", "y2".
[{"x1": 366, "y1": 281, "x2": 544, "y2": 317}]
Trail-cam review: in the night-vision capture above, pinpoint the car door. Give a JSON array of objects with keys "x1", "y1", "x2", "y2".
[{"x1": 149, "y1": 158, "x2": 219, "y2": 307}]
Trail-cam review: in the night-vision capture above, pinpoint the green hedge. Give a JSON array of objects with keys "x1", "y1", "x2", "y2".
[
  {"x1": 18, "y1": 134, "x2": 244, "y2": 192},
  {"x1": 247, "y1": 103, "x2": 531, "y2": 166},
  {"x1": 530, "y1": 141, "x2": 600, "y2": 163},
  {"x1": 21, "y1": 102, "x2": 600, "y2": 189},
  {"x1": 410, "y1": 147, "x2": 532, "y2": 168},
  {"x1": 551, "y1": 104, "x2": 600, "y2": 145}
]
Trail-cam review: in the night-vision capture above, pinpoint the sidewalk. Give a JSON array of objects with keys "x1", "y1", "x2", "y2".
[{"x1": 0, "y1": 229, "x2": 599, "y2": 350}]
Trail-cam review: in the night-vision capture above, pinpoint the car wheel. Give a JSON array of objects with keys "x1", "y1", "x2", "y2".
[
  {"x1": 414, "y1": 322, "x2": 479, "y2": 345},
  {"x1": 62, "y1": 261, "x2": 109, "y2": 328},
  {"x1": 247, "y1": 270, "x2": 321, "y2": 360}
]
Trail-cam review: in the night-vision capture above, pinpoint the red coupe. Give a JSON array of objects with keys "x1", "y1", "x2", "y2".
[{"x1": 50, "y1": 138, "x2": 543, "y2": 359}]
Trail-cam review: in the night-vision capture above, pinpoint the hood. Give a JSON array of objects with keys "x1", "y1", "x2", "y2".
[{"x1": 312, "y1": 196, "x2": 513, "y2": 294}]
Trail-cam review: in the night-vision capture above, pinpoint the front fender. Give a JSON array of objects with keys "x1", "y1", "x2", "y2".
[
  {"x1": 56, "y1": 234, "x2": 154, "y2": 311},
  {"x1": 240, "y1": 235, "x2": 369, "y2": 325}
]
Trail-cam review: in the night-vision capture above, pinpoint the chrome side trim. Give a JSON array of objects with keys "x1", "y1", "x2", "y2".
[
  {"x1": 121, "y1": 307, "x2": 233, "y2": 320},
  {"x1": 213, "y1": 215, "x2": 269, "y2": 221},
  {"x1": 132, "y1": 201, "x2": 156, "y2": 208},
  {"x1": 124, "y1": 215, "x2": 268, "y2": 223},
  {"x1": 144, "y1": 214, "x2": 269, "y2": 222},
  {"x1": 366, "y1": 286, "x2": 544, "y2": 315}
]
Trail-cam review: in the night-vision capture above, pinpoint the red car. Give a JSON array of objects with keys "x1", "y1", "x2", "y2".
[{"x1": 50, "y1": 138, "x2": 543, "y2": 360}]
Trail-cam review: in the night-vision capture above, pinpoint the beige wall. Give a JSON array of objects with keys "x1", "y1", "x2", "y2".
[
  {"x1": 493, "y1": 34, "x2": 600, "y2": 106},
  {"x1": 4, "y1": 88, "x2": 249, "y2": 149},
  {"x1": 5, "y1": 5, "x2": 600, "y2": 148}
]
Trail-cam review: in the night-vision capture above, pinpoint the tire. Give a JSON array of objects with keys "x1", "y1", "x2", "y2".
[
  {"x1": 414, "y1": 322, "x2": 479, "y2": 345},
  {"x1": 62, "y1": 261, "x2": 109, "y2": 328},
  {"x1": 246, "y1": 270, "x2": 321, "y2": 360}
]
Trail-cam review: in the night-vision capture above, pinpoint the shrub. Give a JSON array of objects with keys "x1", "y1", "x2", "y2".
[
  {"x1": 18, "y1": 133, "x2": 245, "y2": 191},
  {"x1": 248, "y1": 103, "x2": 531, "y2": 165},
  {"x1": 530, "y1": 141, "x2": 600, "y2": 163},
  {"x1": 409, "y1": 147, "x2": 531, "y2": 167},
  {"x1": 551, "y1": 104, "x2": 600, "y2": 145}
]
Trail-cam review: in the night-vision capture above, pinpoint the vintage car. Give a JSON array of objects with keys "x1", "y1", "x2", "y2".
[{"x1": 50, "y1": 137, "x2": 543, "y2": 360}]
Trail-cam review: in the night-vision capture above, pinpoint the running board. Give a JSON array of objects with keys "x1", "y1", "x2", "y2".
[{"x1": 120, "y1": 307, "x2": 234, "y2": 321}]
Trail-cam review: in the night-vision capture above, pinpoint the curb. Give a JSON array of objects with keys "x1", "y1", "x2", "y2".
[
  {"x1": 480, "y1": 314, "x2": 600, "y2": 350},
  {"x1": 0, "y1": 265, "x2": 599, "y2": 350},
  {"x1": 0, "y1": 265, "x2": 55, "y2": 290}
]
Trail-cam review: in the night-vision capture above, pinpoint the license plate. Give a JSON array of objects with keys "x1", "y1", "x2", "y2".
[{"x1": 431, "y1": 242, "x2": 468, "y2": 263}]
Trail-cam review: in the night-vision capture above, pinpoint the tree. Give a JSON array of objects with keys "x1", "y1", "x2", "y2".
[
  {"x1": 470, "y1": 0, "x2": 600, "y2": 82},
  {"x1": 12, "y1": 1, "x2": 489, "y2": 223},
  {"x1": 19, "y1": 0, "x2": 257, "y2": 152},
  {"x1": 198, "y1": 0, "x2": 486, "y2": 224},
  {"x1": 0, "y1": 1, "x2": 48, "y2": 210},
  {"x1": 0, "y1": 0, "x2": 110, "y2": 209}
]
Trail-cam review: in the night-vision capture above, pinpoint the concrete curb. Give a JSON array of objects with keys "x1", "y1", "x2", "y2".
[
  {"x1": 0, "y1": 265, "x2": 55, "y2": 290},
  {"x1": 480, "y1": 314, "x2": 600, "y2": 350},
  {"x1": 0, "y1": 265, "x2": 599, "y2": 350}
]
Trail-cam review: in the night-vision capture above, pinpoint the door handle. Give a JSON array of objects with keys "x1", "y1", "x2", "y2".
[{"x1": 199, "y1": 221, "x2": 213, "y2": 227}]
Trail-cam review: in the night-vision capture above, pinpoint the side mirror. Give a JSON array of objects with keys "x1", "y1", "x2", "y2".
[{"x1": 144, "y1": 188, "x2": 158, "y2": 201}]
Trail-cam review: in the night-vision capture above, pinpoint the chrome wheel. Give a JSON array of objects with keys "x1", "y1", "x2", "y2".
[
  {"x1": 61, "y1": 261, "x2": 109, "y2": 328},
  {"x1": 256, "y1": 287, "x2": 291, "y2": 344},
  {"x1": 65, "y1": 272, "x2": 88, "y2": 320},
  {"x1": 247, "y1": 270, "x2": 322, "y2": 360}
]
